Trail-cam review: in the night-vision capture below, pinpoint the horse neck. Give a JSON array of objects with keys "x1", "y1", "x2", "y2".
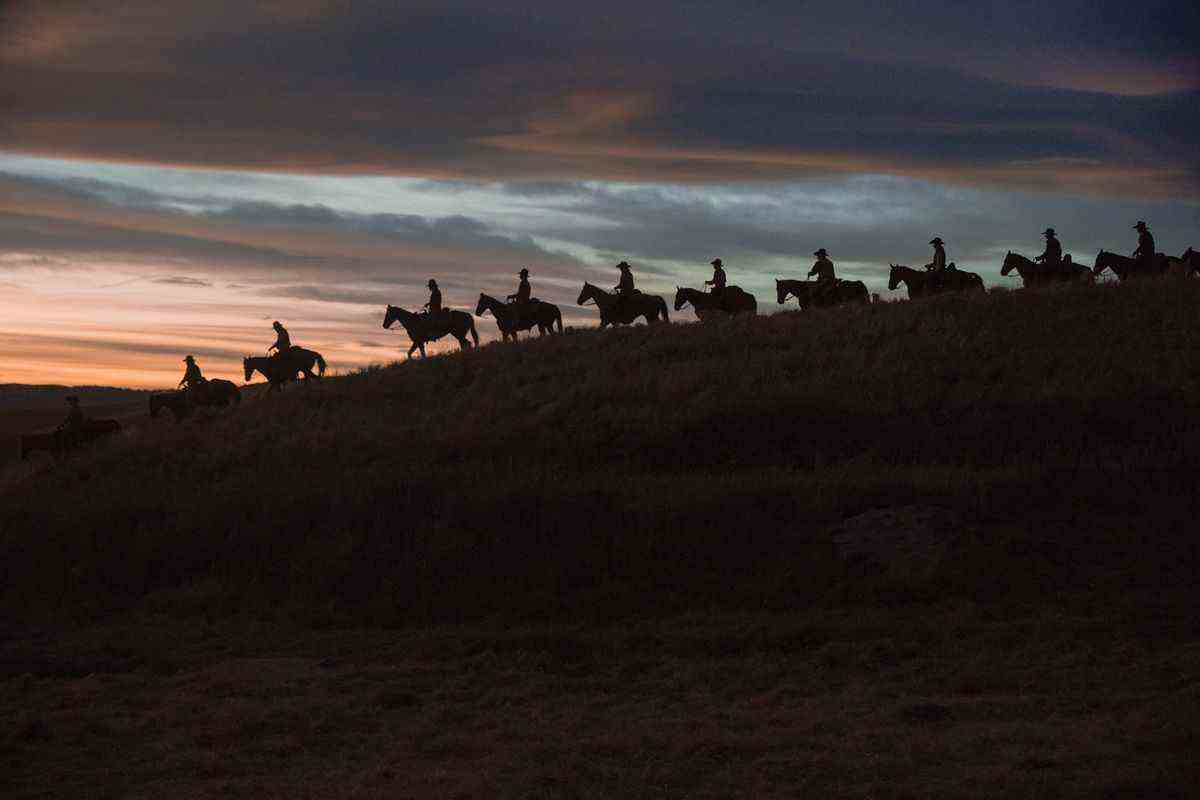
[
  {"x1": 587, "y1": 286, "x2": 614, "y2": 308},
  {"x1": 480, "y1": 294, "x2": 502, "y2": 311}
]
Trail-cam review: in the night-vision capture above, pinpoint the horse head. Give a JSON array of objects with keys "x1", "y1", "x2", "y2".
[
  {"x1": 887, "y1": 264, "x2": 901, "y2": 291},
  {"x1": 475, "y1": 293, "x2": 490, "y2": 317},
  {"x1": 775, "y1": 279, "x2": 788, "y2": 305},
  {"x1": 382, "y1": 304, "x2": 399, "y2": 329},
  {"x1": 673, "y1": 287, "x2": 689, "y2": 311},
  {"x1": 243, "y1": 356, "x2": 254, "y2": 383},
  {"x1": 1092, "y1": 251, "x2": 1109, "y2": 276},
  {"x1": 1000, "y1": 251, "x2": 1019, "y2": 277},
  {"x1": 576, "y1": 283, "x2": 596, "y2": 306}
]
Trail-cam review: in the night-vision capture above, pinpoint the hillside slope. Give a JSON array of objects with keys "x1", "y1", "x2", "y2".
[{"x1": 3, "y1": 281, "x2": 1199, "y2": 621}]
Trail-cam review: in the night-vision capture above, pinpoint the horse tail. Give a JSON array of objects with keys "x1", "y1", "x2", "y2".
[
  {"x1": 553, "y1": 306, "x2": 563, "y2": 333},
  {"x1": 469, "y1": 317, "x2": 480, "y2": 347},
  {"x1": 315, "y1": 353, "x2": 327, "y2": 376},
  {"x1": 658, "y1": 297, "x2": 670, "y2": 323}
]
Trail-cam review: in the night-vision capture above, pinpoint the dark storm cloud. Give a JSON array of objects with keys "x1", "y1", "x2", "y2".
[{"x1": 1, "y1": 1, "x2": 1197, "y2": 196}]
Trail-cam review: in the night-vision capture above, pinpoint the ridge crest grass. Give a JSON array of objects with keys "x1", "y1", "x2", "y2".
[{"x1": 2, "y1": 281, "x2": 1199, "y2": 623}]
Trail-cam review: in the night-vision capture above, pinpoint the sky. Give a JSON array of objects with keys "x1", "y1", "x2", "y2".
[{"x1": 1, "y1": 0, "x2": 1198, "y2": 388}]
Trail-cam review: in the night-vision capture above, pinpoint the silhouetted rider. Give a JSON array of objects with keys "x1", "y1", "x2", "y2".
[
  {"x1": 179, "y1": 355, "x2": 206, "y2": 392},
  {"x1": 1035, "y1": 228, "x2": 1062, "y2": 270},
  {"x1": 424, "y1": 279, "x2": 442, "y2": 317},
  {"x1": 268, "y1": 321, "x2": 291, "y2": 357},
  {"x1": 614, "y1": 261, "x2": 636, "y2": 296},
  {"x1": 507, "y1": 268, "x2": 532, "y2": 324},
  {"x1": 1133, "y1": 221, "x2": 1156, "y2": 273},
  {"x1": 706, "y1": 258, "x2": 727, "y2": 299},
  {"x1": 809, "y1": 248, "x2": 836, "y2": 302},
  {"x1": 57, "y1": 395, "x2": 85, "y2": 436},
  {"x1": 925, "y1": 237, "x2": 947, "y2": 272},
  {"x1": 924, "y1": 237, "x2": 949, "y2": 289},
  {"x1": 508, "y1": 268, "x2": 532, "y2": 304}
]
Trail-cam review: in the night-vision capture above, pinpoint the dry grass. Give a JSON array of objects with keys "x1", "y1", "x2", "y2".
[{"x1": 2, "y1": 280, "x2": 1199, "y2": 796}]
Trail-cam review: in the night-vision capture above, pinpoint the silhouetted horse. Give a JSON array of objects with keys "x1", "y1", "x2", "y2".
[
  {"x1": 244, "y1": 348, "x2": 326, "y2": 393},
  {"x1": 475, "y1": 293, "x2": 562, "y2": 341},
  {"x1": 1165, "y1": 248, "x2": 1200, "y2": 277},
  {"x1": 1000, "y1": 252, "x2": 1093, "y2": 288},
  {"x1": 888, "y1": 264, "x2": 984, "y2": 299},
  {"x1": 18, "y1": 419, "x2": 121, "y2": 460},
  {"x1": 1183, "y1": 248, "x2": 1200, "y2": 276},
  {"x1": 382, "y1": 304, "x2": 478, "y2": 358},
  {"x1": 576, "y1": 283, "x2": 669, "y2": 327},
  {"x1": 149, "y1": 379, "x2": 241, "y2": 421},
  {"x1": 775, "y1": 279, "x2": 869, "y2": 309},
  {"x1": 1092, "y1": 250, "x2": 1170, "y2": 280},
  {"x1": 673, "y1": 286, "x2": 757, "y2": 320}
]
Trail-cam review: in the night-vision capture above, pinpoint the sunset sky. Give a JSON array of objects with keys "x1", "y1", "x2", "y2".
[{"x1": 1, "y1": 1, "x2": 1197, "y2": 388}]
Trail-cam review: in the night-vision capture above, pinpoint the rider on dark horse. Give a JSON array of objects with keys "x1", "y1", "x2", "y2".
[
  {"x1": 424, "y1": 279, "x2": 443, "y2": 321},
  {"x1": 507, "y1": 268, "x2": 532, "y2": 326},
  {"x1": 268, "y1": 321, "x2": 292, "y2": 358},
  {"x1": 57, "y1": 395, "x2": 85, "y2": 438},
  {"x1": 179, "y1": 355, "x2": 207, "y2": 399},
  {"x1": 706, "y1": 258, "x2": 727, "y2": 307},
  {"x1": 1034, "y1": 227, "x2": 1063, "y2": 273},
  {"x1": 809, "y1": 248, "x2": 836, "y2": 302},
  {"x1": 1133, "y1": 221, "x2": 1156, "y2": 274},
  {"x1": 613, "y1": 261, "x2": 636, "y2": 312},
  {"x1": 925, "y1": 237, "x2": 951, "y2": 289}
]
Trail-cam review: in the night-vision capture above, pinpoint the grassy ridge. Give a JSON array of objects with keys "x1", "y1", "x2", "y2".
[{"x1": 2, "y1": 281, "x2": 1199, "y2": 622}]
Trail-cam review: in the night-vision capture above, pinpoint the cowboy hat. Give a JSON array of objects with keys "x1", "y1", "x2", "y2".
[
  {"x1": 183, "y1": 355, "x2": 195, "y2": 362},
  {"x1": 519, "y1": 268, "x2": 530, "y2": 276},
  {"x1": 1133, "y1": 221, "x2": 1147, "y2": 229},
  {"x1": 711, "y1": 258, "x2": 723, "y2": 267},
  {"x1": 929, "y1": 237, "x2": 944, "y2": 245},
  {"x1": 813, "y1": 248, "x2": 828, "y2": 257},
  {"x1": 1043, "y1": 228, "x2": 1056, "y2": 236},
  {"x1": 616, "y1": 261, "x2": 632, "y2": 269}
]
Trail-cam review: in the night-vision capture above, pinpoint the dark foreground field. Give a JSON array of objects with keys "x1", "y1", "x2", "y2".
[{"x1": 2, "y1": 281, "x2": 1199, "y2": 798}]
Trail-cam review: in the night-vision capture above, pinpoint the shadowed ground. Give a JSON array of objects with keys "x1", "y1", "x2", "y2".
[{"x1": 2, "y1": 280, "x2": 1199, "y2": 797}]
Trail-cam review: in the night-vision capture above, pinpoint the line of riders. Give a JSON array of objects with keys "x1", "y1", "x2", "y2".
[{"x1": 33, "y1": 221, "x2": 1198, "y2": 452}]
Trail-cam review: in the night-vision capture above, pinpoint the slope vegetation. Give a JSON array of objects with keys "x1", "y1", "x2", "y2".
[{"x1": 3, "y1": 281, "x2": 1198, "y2": 622}]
